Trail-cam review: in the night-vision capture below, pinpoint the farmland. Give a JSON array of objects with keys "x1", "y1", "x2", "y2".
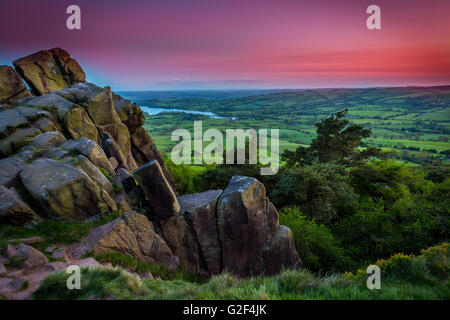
[{"x1": 121, "y1": 86, "x2": 450, "y2": 165}]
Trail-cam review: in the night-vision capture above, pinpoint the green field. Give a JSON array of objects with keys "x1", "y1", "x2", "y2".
[{"x1": 121, "y1": 86, "x2": 450, "y2": 166}]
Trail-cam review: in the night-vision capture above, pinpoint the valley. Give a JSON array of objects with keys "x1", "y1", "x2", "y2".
[{"x1": 122, "y1": 86, "x2": 450, "y2": 167}]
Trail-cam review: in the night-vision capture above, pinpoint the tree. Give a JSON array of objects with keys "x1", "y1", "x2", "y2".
[{"x1": 282, "y1": 109, "x2": 379, "y2": 167}]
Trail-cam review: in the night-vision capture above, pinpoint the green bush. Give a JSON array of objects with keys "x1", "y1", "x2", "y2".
[
  {"x1": 346, "y1": 243, "x2": 449, "y2": 286},
  {"x1": 272, "y1": 163, "x2": 358, "y2": 224},
  {"x1": 164, "y1": 155, "x2": 203, "y2": 195},
  {"x1": 334, "y1": 163, "x2": 450, "y2": 265},
  {"x1": 279, "y1": 207, "x2": 348, "y2": 272}
]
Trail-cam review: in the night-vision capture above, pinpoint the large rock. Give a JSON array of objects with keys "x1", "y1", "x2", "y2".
[
  {"x1": 19, "y1": 158, "x2": 109, "y2": 220},
  {"x1": 0, "y1": 107, "x2": 55, "y2": 157},
  {"x1": 0, "y1": 108, "x2": 29, "y2": 139},
  {"x1": 131, "y1": 126, "x2": 174, "y2": 188},
  {"x1": 13, "y1": 132, "x2": 66, "y2": 164},
  {"x1": 29, "y1": 131, "x2": 66, "y2": 150},
  {"x1": 60, "y1": 138, "x2": 114, "y2": 176},
  {"x1": 217, "y1": 175, "x2": 299, "y2": 277},
  {"x1": 73, "y1": 154, "x2": 114, "y2": 195},
  {"x1": 0, "y1": 126, "x2": 42, "y2": 157},
  {"x1": 114, "y1": 168, "x2": 148, "y2": 213},
  {"x1": 112, "y1": 92, "x2": 145, "y2": 129},
  {"x1": 0, "y1": 65, "x2": 32, "y2": 106},
  {"x1": 0, "y1": 157, "x2": 23, "y2": 187},
  {"x1": 21, "y1": 93, "x2": 99, "y2": 143},
  {"x1": 178, "y1": 190, "x2": 223, "y2": 275},
  {"x1": 0, "y1": 186, "x2": 42, "y2": 226},
  {"x1": 217, "y1": 176, "x2": 268, "y2": 276},
  {"x1": 101, "y1": 132, "x2": 129, "y2": 171},
  {"x1": 5, "y1": 244, "x2": 49, "y2": 270},
  {"x1": 20, "y1": 93, "x2": 74, "y2": 119},
  {"x1": 13, "y1": 48, "x2": 85, "y2": 95},
  {"x1": 64, "y1": 107, "x2": 101, "y2": 144},
  {"x1": 160, "y1": 214, "x2": 205, "y2": 275},
  {"x1": 263, "y1": 226, "x2": 301, "y2": 275},
  {"x1": 133, "y1": 160, "x2": 180, "y2": 220},
  {"x1": 84, "y1": 211, "x2": 173, "y2": 265},
  {"x1": 57, "y1": 83, "x2": 137, "y2": 170}
]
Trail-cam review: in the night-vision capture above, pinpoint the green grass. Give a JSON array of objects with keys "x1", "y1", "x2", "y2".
[
  {"x1": 87, "y1": 251, "x2": 204, "y2": 283},
  {"x1": 34, "y1": 243, "x2": 449, "y2": 300},
  {"x1": 33, "y1": 267, "x2": 448, "y2": 300}
]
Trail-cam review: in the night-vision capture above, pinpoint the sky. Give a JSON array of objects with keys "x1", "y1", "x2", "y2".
[{"x1": 1, "y1": 0, "x2": 450, "y2": 90}]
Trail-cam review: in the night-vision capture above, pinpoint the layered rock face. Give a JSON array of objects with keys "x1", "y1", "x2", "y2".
[{"x1": 0, "y1": 48, "x2": 301, "y2": 279}]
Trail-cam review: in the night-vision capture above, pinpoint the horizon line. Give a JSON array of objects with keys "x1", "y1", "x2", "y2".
[{"x1": 116, "y1": 84, "x2": 450, "y2": 93}]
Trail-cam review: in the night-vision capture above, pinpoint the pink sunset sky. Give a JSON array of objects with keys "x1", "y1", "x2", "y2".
[{"x1": 1, "y1": 0, "x2": 450, "y2": 90}]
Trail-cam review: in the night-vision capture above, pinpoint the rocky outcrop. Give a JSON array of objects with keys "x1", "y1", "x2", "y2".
[
  {"x1": 73, "y1": 154, "x2": 114, "y2": 195},
  {"x1": 217, "y1": 176, "x2": 270, "y2": 276},
  {"x1": 217, "y1": 176, "x2": 300, "y2": 276},
  {"x1": 149, "y1": 175, "x2": 300, "y2": 277},
  {"x1": 21, "y1": 93, "x2": 100, "y2": 144},
  {"x1": 54, "y1": 83, "x2": 137, "y2": 171},
  {"x1": 133, "y1": 160, "x2": 180, "y2": 220},
  {"x1": 0, "y1": 66, "x2": 32, "y2": 106},
  {"x1": 84, "y1": 211, "x2": 174, "y2": 266},
  {"x1": 0, "y1": 48, "x2": 300, "y2": 283},
  {"x1": 13, "y1": 48, "x2": 85, "y2": 95},
  {"x1": 19, "y1": 158, "x2": 109, "y2": 220},
  {"x1": 64, "y1": 107, "x2": 101, "y2": 143}
]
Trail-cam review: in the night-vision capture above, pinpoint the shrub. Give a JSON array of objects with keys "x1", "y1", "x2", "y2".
[
  {"x1": 164, "y1": 155, "x2": 203, "y2": 195},
  {"x1": 346, "y1": 243, "x2": 449, "y2": 286},
  {"x1": 279, "y1": 207, "x2": 348, "y2": 272},
  {"x1": 272, "y1": 163, "x2": 358, "y2": 224}
]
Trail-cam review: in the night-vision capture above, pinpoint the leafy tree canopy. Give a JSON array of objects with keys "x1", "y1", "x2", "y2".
[{"x1": 282, "y1": 109, "x2": 379, "y2": 167}]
